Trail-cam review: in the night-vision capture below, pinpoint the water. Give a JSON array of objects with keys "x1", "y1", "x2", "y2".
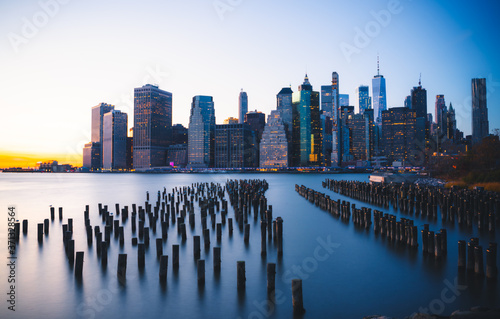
[{"x1": 0, "y1": 173, "x2": 498, "y2": 319}]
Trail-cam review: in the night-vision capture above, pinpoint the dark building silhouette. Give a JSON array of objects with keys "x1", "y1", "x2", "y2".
[
  {"x1": 172, "y1": 124, "x2": 188, "y2": 145},
  {"x1": 471, "y1": 78, "x2": 489, "y2": 144},
  {"x1": 382, "y1": 107, "x2": 417, "y2": 165},
  {"x1": 214, "y1": 123, "x2": 257, "y2": 168}
]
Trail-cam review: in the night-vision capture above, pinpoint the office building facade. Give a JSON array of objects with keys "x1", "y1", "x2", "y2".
[
  {"x1": 260, "y1": 110, "x2": 288, "y2": 168},
  {"x1": 133, "y1": 84, "x2": 172, "y2": 169},
  {"x1": 188, "y1": 95, "x2": 215, "y2": 168},
  {"x1": 103, "y1": 110, "x2": 128, "y2": 170},
  {"x1": 472, "y1": 78, "x2": 489, "y2": 144}
]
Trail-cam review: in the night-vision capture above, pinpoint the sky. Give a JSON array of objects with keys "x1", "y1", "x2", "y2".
[{"x1": 0, "y1": 0, "x2": 499, "y2": 167}]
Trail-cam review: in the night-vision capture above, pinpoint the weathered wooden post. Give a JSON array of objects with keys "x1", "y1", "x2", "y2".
[
  {"x1": 156, "y1": 238, "x2": 163, "y2": 257},
  {"x1": 204, "y1": 229, "x2": 210, "y2": 248},
  {"x1": 213, "y1": 247, "x2": 221, "y2": 272},
  {"x1": 37, "y1": 223, "x2": 43, "y2": 241},
  {"x1": 261, "y1": 220, "x2": 267, "y2": 256},
  {"x1": 474, "y1": 246, "x2": 484, "y2": 276},
  {"x1": 228, "y1": 218, "x2": 233, "y2": 235},
  {"x1": 101, "y1": 242, "x2": 108, "y2": 266},
  {"x1": 68, "y1": 218, "x2": 73, "y2": 232},
  {"x1": 50, "y1": 206, "x2": 55, "y2": 220},
  {"x1": 119, "y1": 226, "x2": 124, "y2": 246},
  {"x1": 117, "y1": 254, "x2": 127, "y2": 280},
  {"x1": 276, "y1": 217, "x2": 283, "y2": 256},
  {"x1": 244, "y1": 224, "x2": 250, "y2": 243},
  {"x1": 144, "y1": 227, "x2": 150, "y2": 246},
  {"x1": 237, "y1": 261, "x2": 246, "y2": 290},
  {"x1": 458, "y1": 240, "x2": 466, "y2": 269},
  {"x1": 22, "y1": 220, "x2": 28, "y2": 234},
  {"x1": 217, "y1": 223, "x2": 222, "y2": 242},
  {"x1": 68, "y1": 239, "x2": 75, "y2": 263},
  {"x1": 267, "y1": 263, "x2": 276, "y2": 294},
  {"x1": 292, "y1": 279, "x2": 305, "y2": 314},
  {"x1": 75, "y1": 252, "x2": 84, "y2": 277},
  {"x1": 486, "y1": 243, "x2": 497, "y2": 279},
  {"x1": 172, "y1": 244, "x2": 179, "y2": 268},
  {"x1": 159, "y1": 255, "x2": 168, "y2": 282},
  {"x1": 138, "y1": 243, "x2": 145, "y2": 268},
  {"x1": 59, "y1": 207, "x2": 63, "y2": 220},
  {"x1": 194, "y1": 236, "x2": 201, "y2": 260}
]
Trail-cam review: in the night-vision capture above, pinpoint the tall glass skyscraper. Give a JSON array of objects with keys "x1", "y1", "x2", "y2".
[
  {"x1": 472, "y1": 78, "x2": 489, "y2": 145},
  {"x1": 214, "y1": 123, "x2": 257, "y2": 168},
  {"x1": 103, "y1": 110, "x2": 128, "y2": 170},
  {"x1": 188, "y1": 95, "x2": 215, "y2": 168},
  {"x1": 321, "y1": 85, "x2": 333, "y2": 115},
  {"x1": 357, "y1": 85, "x2": 371, "y2": 114},
  {"x1": 238, "y1": 90, "x2": 248, "y2": 124},
  {"x1": 133, "y1": 84, "x2": 172, "y2": 170},
  {"x1": 291, "y1": 74, "x2": 322, "y2": 167},
  {"x1": 277, "y1": 87, "x2": 293, "y2": 165},
  {"x1": 372, "y1": 58, "x2": 387, "y2": 123},
  {"x1": 91, "y1": 102, "x2": 114, "y2": 168}
]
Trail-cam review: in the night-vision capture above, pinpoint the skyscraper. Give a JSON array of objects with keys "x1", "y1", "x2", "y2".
[
  {"x1": 260, "y1": 110, "x2": 288, "y2": 168},
  {"x1": 331, "y1": 72, "x2": 341, "y2": 167},
  {"x1": 372, "y1": 57, "x2": 387, "y2": 123},
  {"x1": 188, "y1": 95, "x2": 215, "y2": 168},
  {"x1": 357, "y1": 85, "x2": 371, "y2": 114},
  {"x1": 382, "y1": 107, "x2": 417, "y2": 165},
  {"x1": 91, "y1": 102, "x2": 114, "y2": 168},
  {"x1": 291, "y1": 74, "x2": 322, "y2": 167},
  {"x1": 446, "y1": 103, "x2": 456, "y2": 141},
  {"x1": 214, "y1": 123, "x2": 257, "y2": 168},
  {"x1": 133, "y1": 84, "x2": 172, "y2": 170},
  {"x1": 339, "y1": 94, "x2": 349, "y2": 107},
  {"x1": 435, "y1": 95, "x2": 447, "y2": 134},
  {"x1": 472, "y1": 78, "x2": 489, "y2": 144},
  {"x1": 83, "y1": 142, "x2": 101, "y2": 170},
  {"x1": 103, "y1": 110, "x2": 128, "y2": 170},
  {"x1": 277, "y1": 87, "x2": 293, "y2": 164},
  {"x1": 172, "y1": 124, "x2": 188, "y2": 145},
  {"x1": 238, "y1": 90, "x2": 248, "y2": 124},
  {"x1": 321, "y1": 85, "x2": 333, "y2": 115},
  {"x1": 244, "y1": 111, "x2": 266, "y2": 143},
  {"x1": 411, "y1": 81, "x2": 428, "y2": 119}
]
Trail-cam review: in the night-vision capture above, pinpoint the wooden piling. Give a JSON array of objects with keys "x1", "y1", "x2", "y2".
[
  {"x1": 101, "y1": 242, "x2": 107, "y2": 266},
  {"x1": 276, "y1": 217, "x2": 283, "y2": 256},
  {"x1": 22, "y1": 220, "x2": 28, "y2": 234},
  {"x1": 458, "y1": 240, "x2": 466, "y2": 269},
  {"x1": 292, "y1": 279, "x2": 305, "y2": 314},
  {"x1": 244, "y1": 224, "x2": 250, "y2": 243},
  {"x1": 118, "y1": 254, "x2": 127, "y2": 279},
  {"x1": 213, "y1": 247, "x2": 221, "y2": 271},
  {"x1": 156, "y1": 238, "x2": 163, "y2": 257},
  {"x1": 237, "y1": 261, "x2": 246, "y2": 290},
  {"x1": 68, "y1": 239, "x2": 75, "y2": 263},
  {"x1": 50, "y1": 206, "x2": 55, "y2": 220},
  {"x1": 159, "y1": 255, "x2": 168, "y2": 282},
  {"x1": 261, "y1": 220, "x2": 267, "y2": 256},
  {"x1": 172, "y1": 244, "x2": 179, "y2": 268},
  {"x1": 138, "y1": 243, "x2": 145, "y2": 268},
  {"x1": 37, "y1": 223, "x2": 43, "y2": 241},
  {"x1": 474, "y1": 246, "x2": 484, "y2": 276},
  {"x1": 59, "y1": 207, "x2": 63, "y2": 220},
  {"x1": 228, "y1": 218, "x2": 233, "y2": 235},
  {"x1": 486, "y1": 243, "x2": 497, "y2": 279},
  {"x1": 194, "y1": 236, "x2": 201, "y2": 260},
  {"x1": 267, "y1": 263, "x2": 276, "y2": 294},
  {"x1": 75, "y1": 252, "x2": 84, "y2": 277}
]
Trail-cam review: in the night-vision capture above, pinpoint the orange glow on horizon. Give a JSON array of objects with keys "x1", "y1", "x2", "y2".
[{"x1": 0, "y1": 151, "x2": 82, "y2": 169}]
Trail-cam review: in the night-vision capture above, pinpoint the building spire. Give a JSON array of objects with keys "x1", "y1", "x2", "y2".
[
  {"x1": 303, "y1": 73, "x2": 311, "y2": 85},
  {"x1": 419, "y1": 73, "x2": 421, "y2": 86},
  {"x1": 377, "y1": 54, "x2": 380, "y2": 76}
]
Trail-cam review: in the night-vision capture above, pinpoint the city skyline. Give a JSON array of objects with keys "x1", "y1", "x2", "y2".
[{"x1": 1, "y1": 0, "x2": 499, "y2": 168}]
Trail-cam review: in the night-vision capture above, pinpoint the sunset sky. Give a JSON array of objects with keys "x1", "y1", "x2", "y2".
[{"x1": 1, "y1": 0, "x2": 499, "y2": 168}]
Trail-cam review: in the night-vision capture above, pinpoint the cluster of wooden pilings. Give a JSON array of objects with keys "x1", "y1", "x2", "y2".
[
  {"x1": 323, "y1": 179, "x2": 499, "y2": 233},
  {"x1": 13, "y1": 179, "x2": 296, "y2": 295},
  {"x1": 295, "y1": 184, "x2": 425, "y2": 254},
  {"x1": 458, "y1": 239, "x2": 498, "y2": 280}
]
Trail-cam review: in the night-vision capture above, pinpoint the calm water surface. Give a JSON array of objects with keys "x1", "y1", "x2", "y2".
[{"x1": 0, "y1": 173, "x2": 498, "y2": 319}]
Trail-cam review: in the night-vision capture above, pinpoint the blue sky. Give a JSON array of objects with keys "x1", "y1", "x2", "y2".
[{"x1": 0, "y1": 0, "x2": 499, "y2": 160}]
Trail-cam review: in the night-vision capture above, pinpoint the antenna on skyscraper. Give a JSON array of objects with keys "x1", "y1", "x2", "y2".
[
  {"x1": 377, "y1": 54, "x2": 380, "y2": 76},
  {"x1": 419, "y1": 73, "x2": 422, "y2": 86}
]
